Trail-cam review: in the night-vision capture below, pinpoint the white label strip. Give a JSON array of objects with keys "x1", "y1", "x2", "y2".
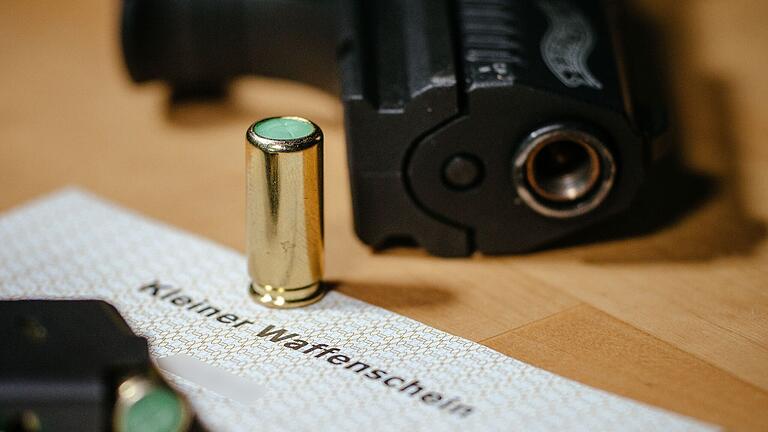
[
  {"x1": 157, "y1": 354, "x2": 263, "y2": 405},
  {"x1": 0, "y1": 189, "x2": 717, "y2": 432}
]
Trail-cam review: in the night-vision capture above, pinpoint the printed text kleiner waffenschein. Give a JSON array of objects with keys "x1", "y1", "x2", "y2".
[{"x1": 139, "y1": 281, "x2": 475, "y2": 417}]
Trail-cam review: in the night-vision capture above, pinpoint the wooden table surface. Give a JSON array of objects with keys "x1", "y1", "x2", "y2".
[{"x1": 2, "y1": 0, "x2": 767, "y2": 430}]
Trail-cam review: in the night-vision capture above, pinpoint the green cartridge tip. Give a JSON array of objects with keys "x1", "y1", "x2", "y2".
[
  {"x1": 253, "y1": 117, "x2": 315, "y2": 140},
  {"x1": 116, "y1": 379, "x2": 188, "y2": 432}
]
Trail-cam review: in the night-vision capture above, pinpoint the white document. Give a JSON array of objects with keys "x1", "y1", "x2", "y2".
[{"x1": 0, "y1": 189, "x2": 716, "y2": 432}]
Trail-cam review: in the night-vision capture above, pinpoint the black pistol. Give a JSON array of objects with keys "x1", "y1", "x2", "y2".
[{"x1": 122, "y1": 0, "x2": 666, "y2": 256}]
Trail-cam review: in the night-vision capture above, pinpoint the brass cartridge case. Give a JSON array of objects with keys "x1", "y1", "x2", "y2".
[{"x1": 246, "y1": 117, "x2": 325, "y2": 308}]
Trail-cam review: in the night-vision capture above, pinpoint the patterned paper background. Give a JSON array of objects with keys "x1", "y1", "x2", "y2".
[{"x1": 0, "y1": 189, "x2": 716, "y2": 432}]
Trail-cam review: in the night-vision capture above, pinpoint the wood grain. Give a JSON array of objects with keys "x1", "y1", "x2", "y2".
[
  {"x1": 1, "y1": 0, "x2": 766, "y2": 430},
  {"x1": 484, "y1": 305, "x2": 768, "y2": 431}
]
